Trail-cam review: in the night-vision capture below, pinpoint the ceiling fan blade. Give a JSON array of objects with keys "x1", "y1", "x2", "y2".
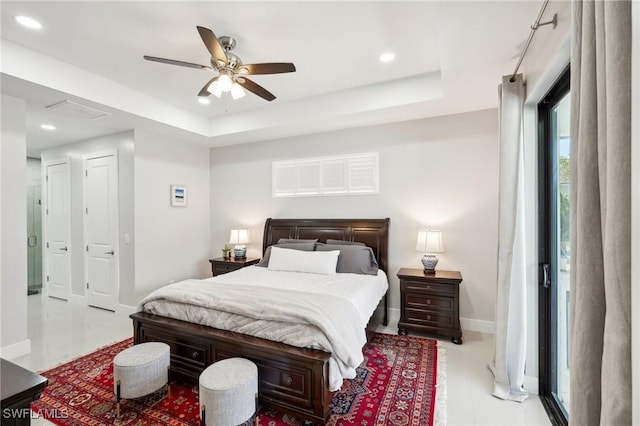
[
  {"x1": 238, "y1": 63, "x2": 296, "y2": 75},
  {"x1": 196, "y1": 26, "x2": 227, "y2": 66},
  {"x1": 143, "y1": 55, "x2": 212, "y2": 70},
  {"x1": 198, "y1": 76, "x2": 218, "y2": 97},
  {"x1": 236, "y1": 77, "x2": 276, "y2": 101}
]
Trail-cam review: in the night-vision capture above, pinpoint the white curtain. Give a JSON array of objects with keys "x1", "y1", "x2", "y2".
[{"x1": 489, "y1": 74, "x2": 528, "y2": 402}]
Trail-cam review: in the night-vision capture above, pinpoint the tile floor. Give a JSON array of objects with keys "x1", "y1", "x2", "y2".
[{"x1": 11, "y1": 294, "x2": 552, "y2": 425}]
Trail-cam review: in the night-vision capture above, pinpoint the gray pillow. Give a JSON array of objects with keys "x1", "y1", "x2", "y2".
[
  {"x1": 315, "y1": 243, "x2": 379, "y2": 275},
  {"x1": 325, "y1": 239, "x2": 365, "y2": 246},
  {"x1": 257, "y1": 242, "x2": 316, "y2": 267},
  {"x1": 277, "y1": 238, "x2": 318, "y2": 244}
]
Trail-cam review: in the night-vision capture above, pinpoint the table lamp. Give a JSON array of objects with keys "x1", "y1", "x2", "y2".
[{"x1": 415, "y1": 229, "x2": 444, "y2": 273}]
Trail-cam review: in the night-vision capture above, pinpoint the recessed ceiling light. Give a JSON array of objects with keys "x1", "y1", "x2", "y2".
[
  {"x1": 379, "y1": 52, "x2": 395, "y2": 63},
  {"x1": 198, "y1": 97, "x2": 210, "y2": 105},
  {"x1": 15, "y1": 15, "x2": 42, "y2": 30},
  {"x1": 40, "y1": 124, "x2": 56, "y2": 130}
]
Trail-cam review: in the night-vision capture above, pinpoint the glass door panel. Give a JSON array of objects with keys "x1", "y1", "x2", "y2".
[{"x1": 538, "y1": 67, "x2": 570, "y2": 425}]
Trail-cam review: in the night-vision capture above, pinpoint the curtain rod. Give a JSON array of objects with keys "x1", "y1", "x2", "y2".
[{"x1": 510, "y1": 0, "x2": 558, "y2": 82}]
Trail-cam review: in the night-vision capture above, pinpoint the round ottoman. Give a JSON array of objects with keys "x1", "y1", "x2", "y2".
[
  {"x1": 199, "y1": 357, "x2": 258, "y2": 426},
  {"x1": 113, "y1": 342, "x2": 170, "y2": 417}
]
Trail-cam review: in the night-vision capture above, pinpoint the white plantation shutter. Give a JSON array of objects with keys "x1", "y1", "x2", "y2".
[
  {"x1": 296, "y1": 161, "x2": 321, "y2": 194},
  {"x1": 272, "y1": 153, "x2": 378, "y2": 198},
  {"x1": 272, "y1": 162, "x2": 297, "y2": 197},
  {"x1": 348, "y1": 154, "x2": 378, "y2": 193},
  {"x1": 321, "y1": 159, "x2": 347, "y2": 194}
]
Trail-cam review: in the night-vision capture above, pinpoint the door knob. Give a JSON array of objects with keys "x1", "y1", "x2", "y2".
[
  {"x1": 105, "y1": 250, "x2": 115, "y2": 255},
  {"x1": 60, "y1": 247, "x2": 68, "y2": 251}
]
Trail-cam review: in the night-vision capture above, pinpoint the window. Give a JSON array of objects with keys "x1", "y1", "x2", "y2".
[{"x1": 272, "y1": 152, "x2": 379, "y2": 198}]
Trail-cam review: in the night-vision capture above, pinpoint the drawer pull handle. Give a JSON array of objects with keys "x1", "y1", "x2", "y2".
[
  {"x1": 192, "y1": 351, "x2": 199, "y2": 359},
  {"x1": 426, "y1": 299, "x2": 431, "y2": 305},
  {"x1": 426, "y1": 285, "x2": 431, "y2": 290},
  {"x1": 427, "y1": 315, "x2": 432, "y2": 321},
  {"x1": 283, "y1": 375, "x2": 293, "y2": 386}
]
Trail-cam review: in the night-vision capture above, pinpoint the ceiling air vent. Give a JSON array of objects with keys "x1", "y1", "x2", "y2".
[{"x1": 45, "y1": 100, "x2": 110, "y2": 120}]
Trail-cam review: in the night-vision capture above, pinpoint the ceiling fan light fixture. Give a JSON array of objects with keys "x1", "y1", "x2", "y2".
[
  {"x1": 198, "y1": 97, "x2": 210, "y2": 104},
  {"x1": 207, "y1": 80, "x2": 222, "y2": 97},
  {"x1": 230, "y1": 83, "x2": 246, "y2": 100},
  {"x1": 218, "y1": 73, "x2": 233, "y2": 92}
]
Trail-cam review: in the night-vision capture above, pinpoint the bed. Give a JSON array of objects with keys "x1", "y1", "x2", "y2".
[{"x1": 130, "y1": 218, "x2": 389, "y2": 424}]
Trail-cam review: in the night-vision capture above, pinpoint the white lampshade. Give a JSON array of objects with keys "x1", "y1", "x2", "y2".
[
  {"x1": 207, "y1": 80, "x2": 222, "y2": 97},
  {"x1": 415, "y1": 229, "x2": 444, "y2": 253},
  {"x1": 218, "y1": 73, "x2": 233, "y2": 92},
  {"x1": 229, "y1": 229, "x2": 250, "y2": 246},
  {"x1": 230, "y1": 83, "x2": 246, "y2": 100}
]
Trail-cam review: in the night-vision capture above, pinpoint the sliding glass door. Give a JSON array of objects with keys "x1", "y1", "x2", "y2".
[{"x1": 538, "y1": 67, "x2": 570, "y2": 425}]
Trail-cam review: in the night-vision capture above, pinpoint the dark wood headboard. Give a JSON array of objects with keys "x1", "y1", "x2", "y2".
[{"x1": 262, "y1": 218, "x2": 390, "y2": 272}]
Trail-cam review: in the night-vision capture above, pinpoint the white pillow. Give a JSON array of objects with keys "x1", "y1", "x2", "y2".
[{"x1": 267, "y1": 247, "x2": 339, "y2": 275}]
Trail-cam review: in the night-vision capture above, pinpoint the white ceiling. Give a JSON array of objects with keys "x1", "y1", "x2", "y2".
[{"x1": 0, "y1": 1, "x2": 560, "y2": 156}]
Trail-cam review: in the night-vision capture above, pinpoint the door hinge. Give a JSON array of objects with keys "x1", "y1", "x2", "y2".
[
  {"x1": 86, "y1": 245, "x2": 89, "y2": 252},
  {"x1": 46, "y1": 208, "x2": 49, "y2": 215},
  {"x1": 85, "y1": 170, "x2": 88, "y2": 177},
  {"x1": 85, "y1": 207, "x2": 88, "y2": 214},
  {"x1": 86, "y1": 282, "x2": 89, "y2": 289},
  {"x1": 46, "y1": 275, "x2": 49, "y2": 282},
  {"x1": 46, "y1": 175, "x2": 49, "y2": 182},
  {"x1": 46, "y1": 242, "x2": 49, "y2": 249}
]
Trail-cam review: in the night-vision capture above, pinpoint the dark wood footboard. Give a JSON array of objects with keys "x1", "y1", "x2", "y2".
[{"x1": 131, "y1": 312, "x2": 332, "y2": 424}]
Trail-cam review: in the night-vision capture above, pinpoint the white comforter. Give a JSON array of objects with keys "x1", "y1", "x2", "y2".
[{"x1": 138, "y1": 266, "x2": 388, "y2": 391}]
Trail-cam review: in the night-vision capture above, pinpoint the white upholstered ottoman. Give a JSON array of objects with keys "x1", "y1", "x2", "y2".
[
  {"x1": 113, "y1": 342, "x2": 170, "y2": 417},
  {"x1": 199, "y1": 357, "x2": 258, "y2": 426}
]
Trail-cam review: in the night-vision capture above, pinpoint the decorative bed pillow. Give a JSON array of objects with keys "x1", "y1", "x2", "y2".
[
  {"x1": 267, "y1": 247, "x2": 339, "y2": 275},
  {"x1": 316, "y1": 243, "x2": 379, "y2": 275},
  {"x1": 325, "y1": 239, "x2": 366, "y2": 246},
  {"x1": 256, "y1": 242, "x2": 316, "y2": 267},
  {"x1": 277, "y1": 238, "x2": 318, "y2": 244}
]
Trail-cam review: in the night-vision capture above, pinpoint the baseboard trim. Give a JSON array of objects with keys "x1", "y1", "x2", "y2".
[
  {"x1": 388, "y1": 307, "x2": 400, "y2": 323},
  {"x1": 524, "y1": 374, "x2": 539, "y2": 395},
  {"x1": 117, "y1": 304, "x2": 136, "y2": 316},
  {"x1": 460, "y1": 317, "x2": 495, "y2": 334},
  {"x1": 0, "y1": 339, "x2": 31, "y2": 359}
]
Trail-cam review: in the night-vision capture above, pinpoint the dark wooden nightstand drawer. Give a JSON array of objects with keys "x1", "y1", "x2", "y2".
[
  {"x1": 405, "y1": 309, "x2": 454, "y2": 328},
  {"x1": 405, "y1": 293, "x2": 454, "y2": 312},
  {"x1": 210, "y1": 257, "x2": 260, "y2": 276},
  {"x1": 213, "y1": 263, "x2": 235, "y2": 275},
  {"x1": 402, "y1": 280, "x2": 454, "y2": 295}
]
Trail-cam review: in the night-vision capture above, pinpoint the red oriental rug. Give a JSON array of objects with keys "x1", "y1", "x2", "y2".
[{"x1": 32, "y1": 333, "x2": 446, "y2": 425}]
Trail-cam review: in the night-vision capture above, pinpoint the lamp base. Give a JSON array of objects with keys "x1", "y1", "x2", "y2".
[
  {"x1": 233, "y1": 246, "x2": 247, "y2": 258},
  {"x1": 421, "y1": 254, "x2": 438, "y2": 273}
]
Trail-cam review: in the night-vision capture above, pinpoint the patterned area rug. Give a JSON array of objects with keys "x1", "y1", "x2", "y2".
[{"x1": 32, "y1": 333, "x2": 445, "y2": 425}]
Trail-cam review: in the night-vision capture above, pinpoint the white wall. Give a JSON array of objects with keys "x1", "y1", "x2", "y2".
[
  {"x1": 0, "y1": 94, "x2": 30, "y2": 358},
  {"x1": 134, "y1": 130, "x2": 211, "y2": 303},
  {"x1": 40, "y1": 131, "x2": 135, "y2": 307},
  {"x1": 210, "y1": 109, "x2": 499, "y2": 329}
]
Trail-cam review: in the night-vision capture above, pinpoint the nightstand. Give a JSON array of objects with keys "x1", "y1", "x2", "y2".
[
  {"x1": 397, "y1": 268, "x2": 463, "y2": 344},
  {"x1": 209, "y1": 257, "x2": 260, "y2": 276}
]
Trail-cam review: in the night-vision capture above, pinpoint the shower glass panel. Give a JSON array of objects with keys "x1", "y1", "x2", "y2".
[{"x1": 27, "y1": 163, "x2": 43, "y2": 294}]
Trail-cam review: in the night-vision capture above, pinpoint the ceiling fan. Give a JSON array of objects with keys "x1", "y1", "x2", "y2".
[{"x1": 144, "y1": 26, "x2": 296, "y2": 102}]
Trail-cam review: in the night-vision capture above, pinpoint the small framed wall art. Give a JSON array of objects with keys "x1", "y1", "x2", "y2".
[{"x1": 170, "y1": 185, "x2": 187, "y2": 207}]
